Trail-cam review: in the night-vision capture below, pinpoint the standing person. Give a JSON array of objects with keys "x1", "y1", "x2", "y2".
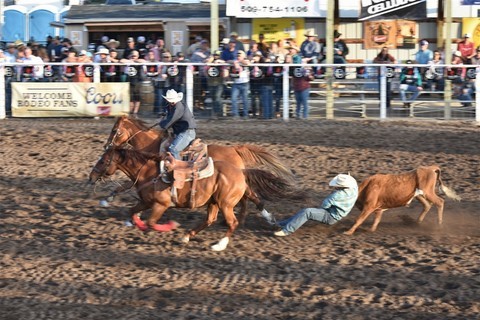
[
  {"x1": 249, "y1": 51, "x2": 264, "y2": 117},
  {"x1": 159, "y1": 89, "x2": 197, "y2": 160},
  {"x1": 414, "y1": 39, "x2": 433, "y2": 71},
  {"x1": 229, "y1": 31, "x2": 245, "y2": 52},
  {"x1": 152, "y1": 38, "x2": 166, "y2": 61},
  {"x1": 274, "y1": 174, "x2": 358, "y2": 237},
  {"x1": 399, "y1": 60, "x2": 423, "y2": 108},
  {"x1": 300, "y1": 29, "x2": 321, "y2": 65},
  {"x1": 257, "y1": 33, "x2": 268, "y2": 56},
  {"x1": 172, "y1": 52, "x2": 187, "y2": 95},
  {"x1": 426, "y1": 50, "x2": 445, "y2": 91},
  {"x1": 220, "y1": 39, "x2": 238, "y2": 62},
  {"x1": 122, "y1": 37, "x2": 137, "y2": 60},
  {"x1": 230, "y1": 50, "x2": 251, "y2": 119},
  {"x1": 75, "y1": 50, "x2": 93, "y2": 83},
  {"x1": 292, "y1": 63, "x2": 314, "y2": 119},
  {"x1": 373, "y1": 46, "x2": 396, "y2": 108},
  {"x1": 20, "y1": 46, "x2": 44, "y2": 82},
  {"x1": 205, "y1": 50, "x2": 227, "y2": 117},
  {"x1": 272, "y1": 54, "x2": 285, "y2": 118},
  {"x1": 186, "y1": 35, "x2": 203, "y2": 59},
  {"x1": 457, "y1": 33, "x2": 475, "y2": 64},
  {"x1": 333, "y1": 30, "x2": 349, "y2": 63},
  {"x1": 121, "y1": 50, "x2": 146, "y2": 117}
]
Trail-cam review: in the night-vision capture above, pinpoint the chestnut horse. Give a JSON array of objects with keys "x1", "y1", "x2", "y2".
[
  {"x1": 89, "y1": 148, "x2": 300, "y2": 251},
  {"x1": 103, "y1": 115, "x2": 296, "y2": 224}
]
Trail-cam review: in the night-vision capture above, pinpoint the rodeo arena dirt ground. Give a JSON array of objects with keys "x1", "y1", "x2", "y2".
[{"x1": 0, "y1": 115, "x2": 479, "y2": 320}]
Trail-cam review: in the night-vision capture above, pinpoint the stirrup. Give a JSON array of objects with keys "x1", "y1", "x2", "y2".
[{"x1": 160, "y1": 160, "x2": 172, "y2": 183}]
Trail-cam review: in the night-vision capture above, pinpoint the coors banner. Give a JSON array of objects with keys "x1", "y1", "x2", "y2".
[{"x1": 359, "y1": 0, "x2": 427, "y2": 21}]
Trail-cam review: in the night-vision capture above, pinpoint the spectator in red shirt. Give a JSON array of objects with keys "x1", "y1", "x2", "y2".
[{"x1": 457, "y1": 33, "x2": 475, "y2": 64}]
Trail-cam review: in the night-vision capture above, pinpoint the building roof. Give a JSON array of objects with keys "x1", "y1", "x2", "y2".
[{"x1": 64, "y1": 3, "x2": 227, "y2": 22}]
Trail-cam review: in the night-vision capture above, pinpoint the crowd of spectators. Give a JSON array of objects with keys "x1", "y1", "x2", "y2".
[{"x1": 2, "y1": 30, "x2": 477, "y2": 117}]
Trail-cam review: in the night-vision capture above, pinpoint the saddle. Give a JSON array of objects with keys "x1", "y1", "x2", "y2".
[{"x1": 159, "y1": 140, "x2": 214, "y2": 208}]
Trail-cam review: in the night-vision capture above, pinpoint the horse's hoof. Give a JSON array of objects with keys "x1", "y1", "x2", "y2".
[
  {"x1": 211, "y1": 237, "x2": 229, "y2": 251},
  {"x1": 180, "y1": 236, "x2": 190, "y2": 244},
  {"x1": 343, "y1": 230, "x2": 354, "y2": 236},
  {"x1": 99, "y1": 200, "x2": 109, "y2": 207}
]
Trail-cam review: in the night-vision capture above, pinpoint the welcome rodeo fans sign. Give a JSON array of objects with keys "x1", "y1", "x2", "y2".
[{"x1": 11, "y1": 83, "x2": 130, "y2": 117}]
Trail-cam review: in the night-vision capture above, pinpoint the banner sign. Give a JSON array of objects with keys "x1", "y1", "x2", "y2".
[
  {"x1": 359, "y1": 0, "x2": 427, "y2": 21},
  {"x1": 226, "y1": 0, "x2": 321, "y2": 18},
  {"x1": 364, "y1": 20, "x2": 418, "y2": 49},
  {"x1": 12, "y1": 82, "x2": 130, "y2": 118},
  {"x1": 462, "y1": 17, "x2": 480, "y2": 49},
  {"x1": 252, "y1": 18, "x2": 305, "y2": 46}
]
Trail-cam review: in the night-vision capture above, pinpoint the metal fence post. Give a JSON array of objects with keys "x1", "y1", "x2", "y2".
[
  {"x1": 0, "y1": 65, "x2": 5, "y2": 119},
  {"x1": 379, "y1": 65, "x2": 387, "y2": 119},
  {"x1": 282, "y1": 65, "x2": 289, "y2": 121},
  {"x1": 93, "y1": 64, "x2": 100, "y2": 83},
  {"x1": 476, "y1": 67, "x2": 480, "y2": 123},
  {"x1": 186, "y1": 65, "x2": 194, "y2": 113}
]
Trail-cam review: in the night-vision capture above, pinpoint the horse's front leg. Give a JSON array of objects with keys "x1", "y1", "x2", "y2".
[
  {"x1": 181, "y1": 203, "x2": 219, "y2": 245},
  {"x1": 129, "y1": 201, "x2": 151, "y2": 231},
  {"x1": 146, "y1": 203, "x2": 180, "y2": 232},
  {"x1": 100, "y1": 182, "x2": 136, "y2": 207}
]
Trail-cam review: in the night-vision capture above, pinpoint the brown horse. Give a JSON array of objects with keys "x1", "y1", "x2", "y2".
[
  {"x1": 102, "y1": 115, "x2": 296, "y2": 224},
  {"x1": 89, "y1": 148, "x2": 300, "y2": 251}
]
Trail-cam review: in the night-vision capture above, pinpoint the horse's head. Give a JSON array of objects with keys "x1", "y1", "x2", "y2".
[
  {"x1": 103, "y1": 115, "x2": 163, "y2": 150},
  {"x1": 89, "y1": 147, "x2": 122, "y2": 184},
  {"x1": 104, "y1": 115, "x2": 131, "y2": 149}
]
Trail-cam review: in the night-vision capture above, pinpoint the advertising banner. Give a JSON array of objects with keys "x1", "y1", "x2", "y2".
[
  {"x1": 226, "y1": 0, "x2": 321, "y2": 18},
  {"x1": 364, "y1": 20, "x2": 418, "y2": 49},
  {"x1": 453, "y1": 0, "x2": 480, "y2": 17},
  {"x1": 359, "y1": 0, "x2": 427, "y2": 21},
  {"x1": 462, "y1": 17, "x2": 480, "y2": 48},
  {"x1": 12, "y1": 82, "x2": 130, "y2": 118},
  {"x1": 252, "y1": 18, "x2": 305, "y2": 46}
]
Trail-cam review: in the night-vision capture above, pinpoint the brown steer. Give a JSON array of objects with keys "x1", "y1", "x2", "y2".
[{"x1": 345, "y1": 165, "x2": 461, "y2": 235}]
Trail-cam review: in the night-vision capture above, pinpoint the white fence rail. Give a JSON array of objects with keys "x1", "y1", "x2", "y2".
[{"x1": 1, "y1": 62, "x2": 479, "y2": 122}]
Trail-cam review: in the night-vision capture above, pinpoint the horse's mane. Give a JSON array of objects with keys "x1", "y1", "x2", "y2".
[
  {"x1": 120, "y1": 148, "x2": 162, "y2": 164},
  {"x1": 126, "y1": 116, "x2": 165, "y2": 136}
]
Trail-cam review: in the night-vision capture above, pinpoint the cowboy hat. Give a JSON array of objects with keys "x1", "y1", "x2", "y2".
[
  {"x1": 304, "y1": 29, "x2": 317, "y2": 37},
  {"x1": 105, "y1": 39, "x2": 120, "y2": 48},
  {"x1": 334, "y1": 30, "x2": 342, "y2": 38},
  {"x1": 163, "y1": 89, "x2": 184, "y2": 104},
  {"x1": 329, "y1": 174, "x2": 357, "y2": 189},
  {"x1": 14, "y1": 39, "x2": 25, "y2": 47},
  {"x1": 96, "y1": 48, "x2": 109, "y2": 55}
]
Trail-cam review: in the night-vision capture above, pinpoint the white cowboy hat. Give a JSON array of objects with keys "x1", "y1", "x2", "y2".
[
  {"x1": 304, "y1": 29, "x2": 317, "y2": 37},
  {"x1": 163, "y1": 89, "x2": 184, "y2": 104},
  {"x1": 96, "y1": 48, "x2": 109, "y2": 55},
  {"x1": 329, "y1": 174, "x2": 357, "y2": 189}
]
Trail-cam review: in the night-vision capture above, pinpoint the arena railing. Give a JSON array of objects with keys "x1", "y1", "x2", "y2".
[{"x1": 0, "y1": 62, "x2": 479, "y2": 122}]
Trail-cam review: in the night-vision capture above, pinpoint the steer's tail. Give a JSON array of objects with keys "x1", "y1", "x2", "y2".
[{"x1": 435, "y1": 168, "x2": 462, "y2": 201}]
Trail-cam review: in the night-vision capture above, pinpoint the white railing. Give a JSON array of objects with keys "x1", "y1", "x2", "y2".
[{"x1": 1, "y1": 61, "x2": 479, "y2": 122}]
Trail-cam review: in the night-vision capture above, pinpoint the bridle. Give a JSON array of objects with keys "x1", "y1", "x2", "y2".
[
  {"x1": 93, "y1": 148, "x2": 157, "y2": 196},
  {"x1": 104, "y1": 120, "x2": 159, "y2": 150}
]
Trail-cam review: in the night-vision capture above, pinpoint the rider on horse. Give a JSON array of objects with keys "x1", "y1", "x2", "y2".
[{"x1": 159, "y1": 89, "x2": 197, "y2": 159}]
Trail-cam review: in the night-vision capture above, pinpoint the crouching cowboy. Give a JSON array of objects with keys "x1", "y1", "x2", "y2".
[{"x1": 159, "y1": 89, "x2": 197, "y2": 160}]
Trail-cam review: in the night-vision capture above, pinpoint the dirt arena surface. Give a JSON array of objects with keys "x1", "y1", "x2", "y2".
[{"x1": 0, "y1": 116, "x2": 479, "y2": 320}]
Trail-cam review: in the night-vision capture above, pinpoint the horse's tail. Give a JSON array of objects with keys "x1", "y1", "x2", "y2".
[
  {"x1": 435, "y1": 167, "x2": 462, "y2": 201},
  {"x1": 233, "y1": 145, "x2": 296, "y2": 182},
  {"x1": 243, "y1": 169, "x2": 306, "y2": 202}
]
